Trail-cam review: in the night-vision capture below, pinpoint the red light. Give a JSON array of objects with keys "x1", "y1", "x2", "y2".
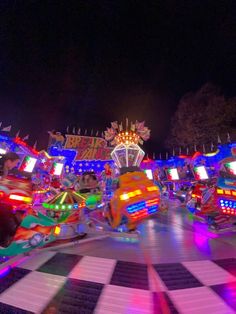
[
  {"x1": 146, "y1": 198, "x2": 159, "y2": 206},
  {"x1": 130, "y1": 209, "x2": 147, "y2": 220},
  {"x1": 79, "y1": 202, "x2": 85, "y2": 208},
  {"x1": 0, "y1": 191, "x2": 5, "y2": 198}
]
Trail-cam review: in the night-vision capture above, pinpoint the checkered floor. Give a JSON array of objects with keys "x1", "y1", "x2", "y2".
[{"x1": 0, "y1": 251, "x2": 235, "y2": 313}]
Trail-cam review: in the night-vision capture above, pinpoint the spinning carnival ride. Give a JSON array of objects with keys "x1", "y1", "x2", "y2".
[
  {"x1": 0, "y1": 120, "x2": 161, "y2": 257},
  {"x1": 104, "y1": 121, "x2": 161, "y2": 230}
]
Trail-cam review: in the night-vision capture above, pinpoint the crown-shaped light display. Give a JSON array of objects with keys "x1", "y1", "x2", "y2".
[
  {"x1": 105, "y1": 120, "x2": 150, "y2": 168},
  {"x1": 115, "y1": 131, "x2": 140, "y2": 145}
]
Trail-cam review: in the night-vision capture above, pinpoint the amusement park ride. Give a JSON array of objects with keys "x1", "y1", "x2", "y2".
[
  {"x1": 0, "y1": 121, "x2": 236, "y2": 260},
  {"x1": 0, "y1": 121, "x2": 161, "y2": 258},
  {"x1": 104, "y1": 121, "x2": 160, "y2": 230},
  {"x1": 187, "y1": 158, "x2": 236, "y2": 229}
]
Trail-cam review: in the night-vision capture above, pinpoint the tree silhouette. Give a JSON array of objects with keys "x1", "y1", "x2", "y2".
[{"x1": 166, "y1": 83, "x2": 236, "y2": 149}]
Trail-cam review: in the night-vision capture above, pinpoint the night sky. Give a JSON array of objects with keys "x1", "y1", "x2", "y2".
[{"x1": 0, "y1": 1, "x2": 235, "y2": 153}]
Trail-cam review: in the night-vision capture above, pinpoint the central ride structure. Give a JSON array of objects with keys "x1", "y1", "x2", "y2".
[{"x1": 104, "y1": 120, "x2": 161, "y2": 231}]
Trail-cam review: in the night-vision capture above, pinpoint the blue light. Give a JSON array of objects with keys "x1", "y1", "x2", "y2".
[
  {"x1": 219, "y1": 199, "x2": 236, "y2": 209},
  {"x1": 148, "y1": 205, "x2": 158, "y2": 214},
  {"x1": 127, "y1": 201, "x2": 146, "y2": 214}
]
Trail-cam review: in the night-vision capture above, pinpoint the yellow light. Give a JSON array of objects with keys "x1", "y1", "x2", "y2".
[
  {"x1": 147, "y1": 186, "x2": 158, "y2": 192},
  {"x1": 120, "y1": 193, "x2": 129, "y2": 200},
  {"x1": 232, "y1": 191, "x2": 236, "y2": 196},
  {"x1": 9, "y1": 194, "x2": 32, "y2": 203},
  {"x1": 203, "y1": 149, "x2": 220, "y2": 157},
  {"x1": 217, "y1": 189, "x2": 224, "y2": 194},
  {"x1": 54, "y1": 226, "x2": 61, "y2": 235},
  {"x1": 60, "y1": 192, "x2": 68, "y2": 204},
  {"x1": 124, "y1": 189, "x2": 142, "y2": 198}
]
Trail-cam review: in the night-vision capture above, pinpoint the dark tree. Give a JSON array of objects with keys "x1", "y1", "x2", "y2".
[{"x1": 166, "y1": 83, "x2": 236, "y2": 149}]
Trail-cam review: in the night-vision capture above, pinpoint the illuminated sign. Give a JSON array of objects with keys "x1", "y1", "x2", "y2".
[
  {"x1": 19, "y1": 156, "x2": 37, "y2": 173},
  {"x1": 194, "y1": 166, "x2": 209, "y2": 180},
  {"x1": 144, "y1": 169, "x2": 153, "y2": 180},
  {"x1": 50, "y1": 135, "x2": 112, "y2": 161},
  {"x1": 167, "y1": 168, "x2": 179, "y2": 180},
  {"x1": 225, "y1": 161, "x2": 236, "y2": 176},
  {"x1": 50, "y1": 162, "x2": 64, "y2": 176}
]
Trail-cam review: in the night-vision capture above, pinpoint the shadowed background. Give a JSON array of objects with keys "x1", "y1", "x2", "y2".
[{"x1": 0, "y1": 0, "x2": 235, "y2": 153}]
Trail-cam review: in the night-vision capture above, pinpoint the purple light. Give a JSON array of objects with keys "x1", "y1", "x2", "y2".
[{"x1": 0, "y1": 266, "x2": 11, "y2": 278}]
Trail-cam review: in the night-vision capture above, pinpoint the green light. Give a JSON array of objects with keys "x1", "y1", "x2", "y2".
[{"x1": 86, "y1": 195, "x2": 98, "y2": 209}]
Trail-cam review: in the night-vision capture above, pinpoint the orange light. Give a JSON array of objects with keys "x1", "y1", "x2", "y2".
[
  {"x1": 54, "y1": 226, "x2": 61, "y2": 235},
  {"x1": 217, "y1": 189, "x2": 224, "y2": 194},
  {"x1": 79, "y1": 201, "x2": 85, "y2": 208},
  {"x1": 225, "y1": 190, "x2": 231, "y2": 195},
  {"x1": 146, "y1": 198, "x2": 159, "y2": 206},
  {"x1": 147, "y1": 186, "x2": 158, "y2": 192},
  {"x1": 232, "y1": 191, "x2": 236, "y2": 196}
]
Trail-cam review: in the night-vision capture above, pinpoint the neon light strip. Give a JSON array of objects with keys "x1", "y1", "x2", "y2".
[
  {"x1": 9, "y1": 195, "x2": 32, "y2": 203},
  {"x1": 59, "y1": 192, "x2": 68, "y2": 204}
]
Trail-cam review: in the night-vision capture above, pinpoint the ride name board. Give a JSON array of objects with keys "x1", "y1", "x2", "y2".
[{"x1": 64, "y1": 135, "x2": 112, "y2": 160}]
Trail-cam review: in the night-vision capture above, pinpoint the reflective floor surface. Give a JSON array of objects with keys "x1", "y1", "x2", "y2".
[{"x1": 0, "y1": 203, "x2": 235, "y2": 313}]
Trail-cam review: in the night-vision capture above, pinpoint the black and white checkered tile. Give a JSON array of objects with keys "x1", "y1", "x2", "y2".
[{"x1": 0, "y1": 251, "x2": 235, "y2": 313}]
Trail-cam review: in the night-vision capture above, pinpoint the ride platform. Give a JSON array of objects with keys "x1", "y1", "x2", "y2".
[{"x1": 0, "y1": 202, "x2": 236, "y2": 313}]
